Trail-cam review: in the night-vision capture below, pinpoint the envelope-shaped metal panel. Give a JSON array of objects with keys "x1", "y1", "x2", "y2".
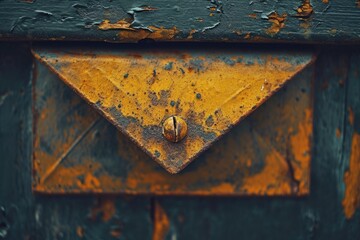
[
  {"x1": 32, "y1": 55, "x2": 314, "y2": 195},
  {"x1": 33, "y1": 46, "x2": 314, "y2": 174}
]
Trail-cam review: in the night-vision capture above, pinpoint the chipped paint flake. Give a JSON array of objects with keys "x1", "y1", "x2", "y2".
[{"x1": 266, "y1": 12, "x2": 287, "y2": 35}]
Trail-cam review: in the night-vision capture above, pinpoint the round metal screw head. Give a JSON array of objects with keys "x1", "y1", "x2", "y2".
[{"x1": 162, "y1": 116, "x2": 188, "y2": 143}]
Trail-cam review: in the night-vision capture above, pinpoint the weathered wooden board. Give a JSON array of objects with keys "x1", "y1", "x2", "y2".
[{"x1": 0, "y1": 0, "x2": 360, "y2": 43}]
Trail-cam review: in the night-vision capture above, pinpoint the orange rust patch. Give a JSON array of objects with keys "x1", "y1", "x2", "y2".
[
  {"x1": 152, "y1": 201, "x2": 170, "y2": 240},
  {"x1": 290, "y1": 109, "x2": 312, "y2": 194},
  {"x1": 76, "y1": 226, "x2": 84, "y2": 238},
  {"x1": 266, "y1": 12, "x2": 287, "y2": 35},
  {"x1": 336, "y1": 128, "x2": 342, "y2": 138},
  {"x1": 110, "y1": 227, "x2": 122, "y2": 238},
  {"x1": 242, "y1": 150, "x2": 292, "y2": 195},
  {"x1": 98, "y1": 19, "x2": 134, "y2": 31},
  {"x1": 343, "y1": 133, "x2": 360, "y2": 219},
  {"x1": 322, "y1": 0, "x2": 329, "y2": 3},
  {"x1": 91, "y1": 198, "x2": 117, "y2": 222}
]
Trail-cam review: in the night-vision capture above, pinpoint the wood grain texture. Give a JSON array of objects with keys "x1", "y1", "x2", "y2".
[
  {"x1": 0, "y1": 0, "x2": 359, "y2": 43},
  {"x1": 0, "y1": 43, "x2": 152, "y2": 240}
]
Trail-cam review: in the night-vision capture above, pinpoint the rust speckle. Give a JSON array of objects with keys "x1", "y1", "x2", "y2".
[
  {"x1": 322, "y1": 0, "x2": 329, "y2": 3},
  {"x1": 266, "y1": 12, "x2": 287, "y2": 35},
  {"x1": 343, "y1": 133, "x2": 360, "y2": 219},
  {"x1": 91, "y1": 198, "x2": 116, "y2": 222},
  {"x1": 248, "y1": 13, "x2": 257, "y2": 19},
  {"x1": 152, "y1": 201, "x2": 170, "y2": 240}
]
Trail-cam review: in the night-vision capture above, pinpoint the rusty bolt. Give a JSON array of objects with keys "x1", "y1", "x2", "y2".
[{"x1": 162, "y1": 116, "x2": 188, "y2": 143}]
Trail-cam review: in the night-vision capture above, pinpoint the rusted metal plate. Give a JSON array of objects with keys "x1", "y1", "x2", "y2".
[
  {"x1": 32, "y1": 57, "x2": 313, "y2": 195},
  {"x1": 33, "y1": 46, "x2": 314, "y2": 174}
]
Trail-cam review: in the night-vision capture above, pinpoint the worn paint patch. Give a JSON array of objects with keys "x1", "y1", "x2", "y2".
[
  {"x1": 33, "y1": 47, "x2": 314, "y2": 174},
  {"x1": 290, "y1": 109, "x2": 312, "y2": 194},
  {"x1": 242, "y1": 150, "x2": 292, "y2": 195},
  {"x1": 76, "y1": 226, "x2": 85, "y2": 238},
  {"x1": 152, "y1": 201, "x2": 170, "y2": 240},
  {"x1": 343, "y1": 133, "x2": 360, "y2": 219}
]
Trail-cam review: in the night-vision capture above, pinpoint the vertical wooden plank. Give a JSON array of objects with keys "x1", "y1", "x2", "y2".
[{"x1": 0, "y1": 43, "x2": 35, "y2": 239}]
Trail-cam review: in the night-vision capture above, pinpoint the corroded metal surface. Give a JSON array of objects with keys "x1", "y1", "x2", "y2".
[
  {"x1": 33, "y1": 46, "x2": 314, "y2": 174},
  {"x1": 32, "y1": 59, "x2": 313, "y2": 195}
]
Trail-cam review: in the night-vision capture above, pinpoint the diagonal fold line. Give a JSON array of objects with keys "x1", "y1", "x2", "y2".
[{"x1": 40, "y1": 117, "x2": 101, "y2": 184}]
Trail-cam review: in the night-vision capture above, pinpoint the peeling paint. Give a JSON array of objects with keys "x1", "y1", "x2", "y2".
[{"x1": 265, "y1": 12, "x2": 287, "y2": 35}]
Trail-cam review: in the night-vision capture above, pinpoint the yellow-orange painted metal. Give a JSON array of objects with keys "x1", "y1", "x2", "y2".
[
  {"x1": 32, "y1": 55, "x2": 313, "y2": 195},
  {"x1": 32, "y1": 46, "x2": 314, "y2": 174}
]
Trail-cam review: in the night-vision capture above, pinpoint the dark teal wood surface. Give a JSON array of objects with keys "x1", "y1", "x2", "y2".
[
  {"x1": 0, "y1": 43, "x2": 360, "y2": 239},
  {"x1": 0, "y1": 0, "x2": 360, "y2": 43}
]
